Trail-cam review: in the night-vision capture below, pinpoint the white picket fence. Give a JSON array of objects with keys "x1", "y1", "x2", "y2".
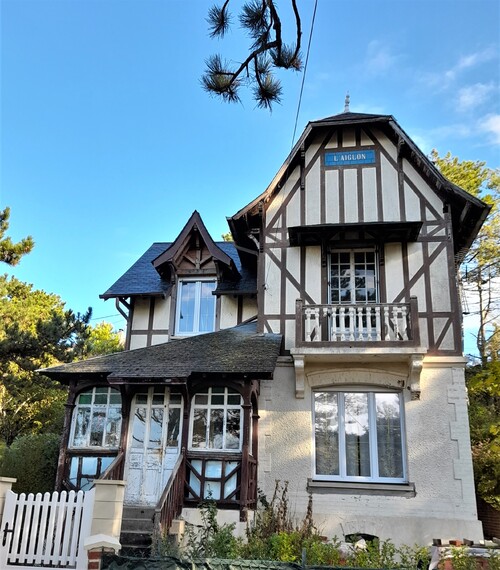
[{"x1": 0, "y1": 488, "x2": 94, "y2": 569}]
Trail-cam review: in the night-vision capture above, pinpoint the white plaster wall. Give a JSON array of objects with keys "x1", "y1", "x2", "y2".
[
  {"x1": 403, "y1": 159, "x2": 444, "y2": 220},
  {"x1": 131, "y1": 298, "x2": 150, "y2": 330},
  {"x1": 360, "y1": 129, "x2": 374, "y2": 146},
  {"x1": 325, "y1": 170, "x2": 340, "y2": 224},
  {"x1": 305, "y1": 247, "x2": 321, "y2": 304},
  {"x1": 343, "y1": 169, "x2": 358, "y2": 223},
  {"x1": 264, "y1": 250, "x2": 281, "y2": 315},
  {"x1": 384, "y1": 244, "x2": 405, "y2": 302},
  {"x1": 376, "y1": 133, "x2": 397, "y2": 163},
  {"x1": 220, "y1": 296, "x2": 238, "y2": 329},
  {"x1": 381, "y1": 154, "x2": 400, "y2": 220},
  {"x1": 242, "y1": 298, "x2": 258, "y2": 321},
  {"x1": 429, "y1": 245, "x2": 452, "y2": 311},
  {"x1": 151, "y1": 334, "x2": 169, "y2": 345},
  {"x1": 152, "y1": 297, "x2": 170, "y2": 331},
  {"x1": 129, "y1": 335, "x2": 148, "y2": 350},
  {"x1": 362, "y1": 167, "x2": 378, "y2": 222},
  {"x1": 305, "y1": 160, "x2": 321, "y2": 225},
  {"x1": 257, "y1": 359, "x2": 482, "y2": 545}
]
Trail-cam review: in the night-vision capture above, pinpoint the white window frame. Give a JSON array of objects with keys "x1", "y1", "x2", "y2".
[
  {"x1": 329, "y1": 248, "x2": 379, "y2": 305},
  {"x1": 175, "y1": 278, "x2": 216, "y2": 335},
  {"x1": 188, "y1": 387, "x2": 243, "y2": 452},
  {"x1": 312, "y1": 388, "x2": 407, "y2": 483},
  {"x1": 69, "y1": 387, "x2": 122, "y2": 450}
]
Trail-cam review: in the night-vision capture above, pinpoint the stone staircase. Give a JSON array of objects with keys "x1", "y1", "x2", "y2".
[{"x1": 120, "y1": 505, "x2": 156, "y2": 556}]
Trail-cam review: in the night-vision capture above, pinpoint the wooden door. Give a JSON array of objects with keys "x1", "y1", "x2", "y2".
[{"x1": 124, "y1": 387, "x2": 182, "y2": 505}]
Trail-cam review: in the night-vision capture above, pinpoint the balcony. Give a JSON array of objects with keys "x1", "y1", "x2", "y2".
[
  {"x1": 295, "y1": 298, "x2": 420, "y2": 347},
  {"x1": 292, "y1": 297, "x2": 426, "y2": 400}
]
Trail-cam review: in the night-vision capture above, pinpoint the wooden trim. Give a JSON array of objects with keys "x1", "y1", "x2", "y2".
[
  {"x1": 56, "y1": 380, "x2": 77, "y2": 491},
  {"x1": 147, "y1": 297, "x2": 155, "y2": 347},
  {"x1": 444, "y1": 209, "x2": 463, "y2": 354}
]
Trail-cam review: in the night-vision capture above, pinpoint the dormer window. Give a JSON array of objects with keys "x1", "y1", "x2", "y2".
[{"x1": 176, "y1": 279, "x2": 216, "y2": 335}]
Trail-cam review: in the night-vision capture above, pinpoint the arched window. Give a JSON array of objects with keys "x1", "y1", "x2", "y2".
[{"x1": 70, "y1": 387, "x2": 122, "y2": 449}]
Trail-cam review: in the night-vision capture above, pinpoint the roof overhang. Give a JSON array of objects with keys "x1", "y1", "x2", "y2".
[{"x1": 288, "y1": 221, "x2": 423, "y2": 247}]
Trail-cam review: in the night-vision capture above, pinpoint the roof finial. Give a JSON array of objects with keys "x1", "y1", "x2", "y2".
[{"x1": 344, "y1": 92, "x2": 350, "y2": 113}]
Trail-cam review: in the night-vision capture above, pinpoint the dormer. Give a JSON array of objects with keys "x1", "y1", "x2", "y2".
[{"x1": 101, "y1": 211, "x2": 257, "y2": 349}]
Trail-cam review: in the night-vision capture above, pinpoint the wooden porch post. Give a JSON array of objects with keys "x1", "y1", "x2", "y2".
[
  {"x1": 55, "y1": 380, "x2": 77, "y2": 491},
  {"x1": 239, "y1": 380, "x2": 252, "y2": 522}
]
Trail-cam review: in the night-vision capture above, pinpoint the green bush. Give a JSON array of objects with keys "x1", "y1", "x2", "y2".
[{"x1": 0, "y1": 433, "x2": 60, "y2": 494}]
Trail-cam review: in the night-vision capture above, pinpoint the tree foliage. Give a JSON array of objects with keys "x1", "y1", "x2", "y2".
[
  {"x1": 431, "y1": 150, "x2": 500, "y2": 363},
  {"x1": 81, "y1": 321, "x2": 123, "y2": 357},
  {"x1": 202, "y1": 0, "x2": 302, "y2": 109},
  {"x1": 0, "y1": 207, "x2": 34, "y2": 266},
  {"x1": 0, "y1": 275, "x2": 93, "y2": 445},
  {"x1": 467, "y1": 362, "x2": 500, "y2": 508}
]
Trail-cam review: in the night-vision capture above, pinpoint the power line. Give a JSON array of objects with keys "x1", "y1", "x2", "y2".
[{"x1": 291, "y1": 0, "x2": 318, "y2": 149}]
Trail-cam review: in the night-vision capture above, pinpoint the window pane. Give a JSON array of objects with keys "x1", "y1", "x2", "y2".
[
  {"x1": 104, "y1": 408, "x2": 121, "y2": 447},
  {"x1": 73, "y1": 408, "x2": 90, "y2": 447},
  {"x1": 149, "y1": 408, "x2": 164, "y2": 447},
  {"x1": 179, "y1": 281, "x2": 196, "y2": 333},
  {"x1": 192, "y1": 409, "x2": 207, "y2": 448},
  {"x1": 131, "y1": 407, "x2": 147, "y2": 448},
  {"x1": 376, "y1": 394, "x2": 404, "y2": 478},
  {"x1": 199, "y1": 282, "x2": 216, "y2": 332},
  {"x1": 314, "y1": 392, "x2": 339, "y2": 476},
  {"x1": 90, "y1": 411, "x2": 106, "y2": 446},
  {"x1": 209, "y1": 409, "x2": 224, "y2": 449},
  {"x1": 94, "y1": 394, "x2": 107, "y2": 405},
  {"x1": 195, "y1": 394, "x2": 208, "y2": 405},
  {"x1": 78, "y1": 393, "x2": 92, "y2": 405},
  {"x1": 226, "y1": 409, "x2": 241, "y2": 449},
  {"x1": 227, "y1": 395, "x2": 241, "y2": 405},
  {"x1": 167, "y1": 408, "x2": 181, "y2": 447},
  {"x1": 344, "y1": 393, "x2": 370, "y2": 477},
  {"x1": 109, "y1": 392, "x2": 121, "y2": 405}
]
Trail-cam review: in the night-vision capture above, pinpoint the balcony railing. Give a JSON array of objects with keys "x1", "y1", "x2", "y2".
[{"x1": 295, "y1": 297, "x2": 420, "y2": 347}]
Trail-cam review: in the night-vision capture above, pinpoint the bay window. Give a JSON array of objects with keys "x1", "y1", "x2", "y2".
[
  {"x1": 189, "y1": 387, "x2": 242, "y2": 451},
  {"x1": 70, "y1": 387, "x2": 122, "y2": 449},
  {"x1": 313, "y1": 390, "x2": 406, "y2": 483}
]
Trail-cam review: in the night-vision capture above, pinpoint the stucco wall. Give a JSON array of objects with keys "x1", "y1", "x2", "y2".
[{"x1": 257, "y1": 358, "x2": 482, "y2": 545}]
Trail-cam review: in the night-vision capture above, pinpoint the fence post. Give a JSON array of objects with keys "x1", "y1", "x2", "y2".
[
  {"x1": 83, "y1": 480, "x2": 126, "y2": 569},
  {"x1": 0, "y1": 477, "x2": 16, "y2": 521}
]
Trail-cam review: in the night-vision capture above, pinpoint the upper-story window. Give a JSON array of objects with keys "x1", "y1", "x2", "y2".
[
  {"x1": 176, "y1": 279, "x2": 216, "y2": 335},
  {"x1": 330, "y1": 250, "x2": 378, "y2": 304},
  {"x1": 70, "y1": 387, "x2": 122, "y2": 449}
]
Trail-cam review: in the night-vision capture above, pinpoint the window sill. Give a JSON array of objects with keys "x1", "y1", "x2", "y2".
[{"x1": 307, "y1": 478, "x2": 416, "y2": 497}]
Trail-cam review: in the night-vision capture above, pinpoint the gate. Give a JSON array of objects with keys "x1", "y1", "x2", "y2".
[{"x1": 0, "y1": 488, "x2": 94, "y2": 569}]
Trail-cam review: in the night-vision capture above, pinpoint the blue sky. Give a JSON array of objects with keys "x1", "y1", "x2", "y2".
[{"x1": 2, "y1": 0, "x2": 499, "y2": 353}]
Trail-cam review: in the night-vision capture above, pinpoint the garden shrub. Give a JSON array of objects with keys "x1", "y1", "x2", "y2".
[{"x1": 0, "y1": 433, "x2": 60, "y2": 493}]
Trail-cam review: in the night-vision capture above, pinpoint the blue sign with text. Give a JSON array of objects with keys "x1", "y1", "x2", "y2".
[{"x1": 325, "y1": 149, "x2": 376, "y2": 166}]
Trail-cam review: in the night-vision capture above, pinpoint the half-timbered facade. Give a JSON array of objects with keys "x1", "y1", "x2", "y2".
[{"x1": 44, "y1": 111, "x2": 489, "y2": 545}]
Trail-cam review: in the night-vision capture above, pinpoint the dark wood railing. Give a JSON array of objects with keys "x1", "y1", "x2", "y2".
[
  {"x1": 296, "y1": 297, "x2": 420, "y2": 347},
  {"x1": 154, "y1": 449, "x2": 186, "y2": 533},
  {"x1": 99, "y1": 450, "x2": 125, "y2": 481}
]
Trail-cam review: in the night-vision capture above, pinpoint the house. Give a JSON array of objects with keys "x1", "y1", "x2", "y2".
[{"x1": 43, "y1": 110, "x2": 489, "y2": 546}]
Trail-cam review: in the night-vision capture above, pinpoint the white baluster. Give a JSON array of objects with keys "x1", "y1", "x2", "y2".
[
  {"x1": 349, "y1": 307, "x2": 356, "y2": 341},
  {"x1": 392, "y1": 306, "x2": 400, "y2": 340},
  {"x1": 384, "y1": 306, "x2": 390, "y2": 340},
  {"x1": 313, "y1": 307, "x2": 321, "y2": 341},
  {"x1": 324, "y1": 307, "x2": 335, "y2": 341},
  {"x1": 366, "y1": 306, "x2": 373, "y2": 341},
  {"x1": 401, "y1": 305, "x2": 408, "y2": 340},
  {"x1": 375, "y1": 306, "x2": 381, "y2": 341},
  {"x1": 357, "y1": 307, "x2": 364, "y2": 341},
  {"x1": 305, "y1": 308, "x2": 311, "y2": 342},
  {"x1": 339, "y1": 307, "x2": 346, "y2": 341}
]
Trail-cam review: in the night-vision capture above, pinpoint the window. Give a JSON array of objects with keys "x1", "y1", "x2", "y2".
[
  {"x1": 330, "y1": 250, "x2": 378, "y2": 304},
  {"x1": 313, "y1": 390, "x2": 406, "y2": 482},
  {"x1": 70, "y1": 387, "x2": 122, "y2": 448},
  {"x1": 189, "y1": 387, "x2": 242, "y2": 451},
  {"x1": 176, "y1": 280, "x2": 216, "y2": 335}
]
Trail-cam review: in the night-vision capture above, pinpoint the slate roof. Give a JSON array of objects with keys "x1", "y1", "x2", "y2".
[
  {"x1": 100, "y1": 241, "x2": 256, "y2": 299},
  {"x1": 42, "y1": 322, "x2": 281, "y2": 383}
]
